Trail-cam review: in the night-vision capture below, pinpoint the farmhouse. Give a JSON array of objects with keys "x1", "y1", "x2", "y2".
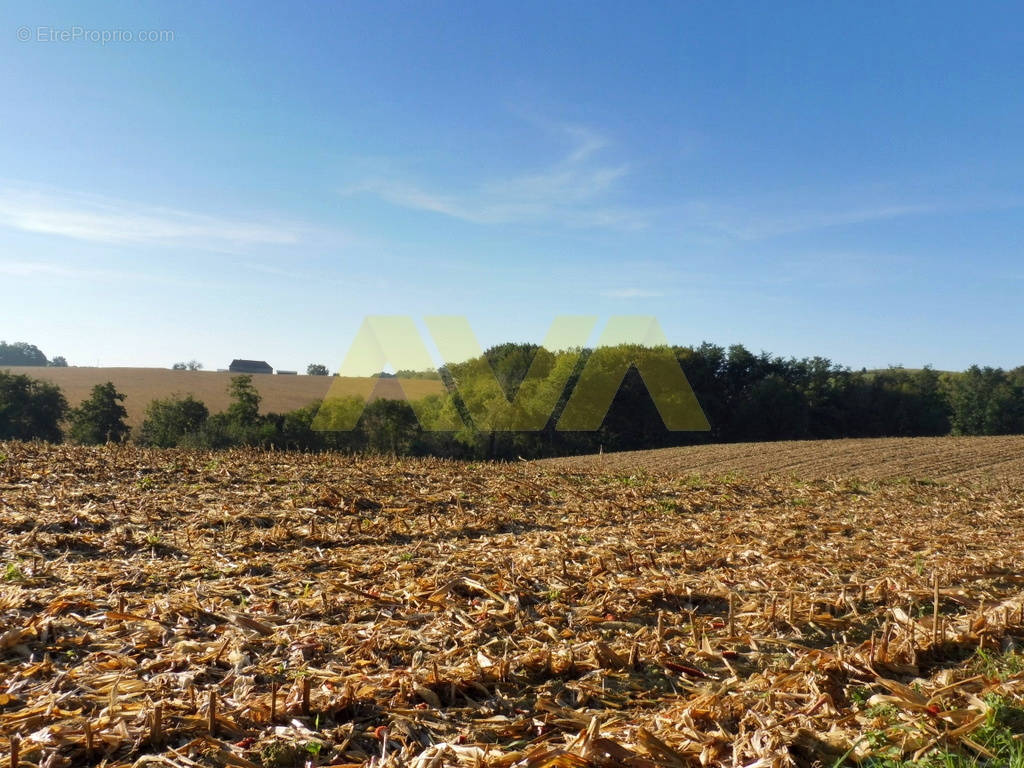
[{"x1": 228, "y1": 359, "x2": 273, "y2": 374}]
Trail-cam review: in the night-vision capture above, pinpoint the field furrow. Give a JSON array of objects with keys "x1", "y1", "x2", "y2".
[{"x1": 540, "y1": 436, "x2": 1024, "y2": 485}]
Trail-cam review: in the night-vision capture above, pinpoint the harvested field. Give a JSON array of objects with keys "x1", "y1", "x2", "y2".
[
  {"x1": 1, "y1": 443, "x2": 1023, "y2": 767},
  {"x1": 540, "y1": 435, "x2": 1024, "y2": 486},
  {"x1": 0, "y1": 367, "x2": 443, "y2": 429}
]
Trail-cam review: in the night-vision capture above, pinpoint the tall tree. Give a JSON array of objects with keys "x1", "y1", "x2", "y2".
[
  {"x1": 227, "y1": 375, "x2": 261, "y2": 425},
  {"x1": 69, "y1": 382, "x2": 129, "y2": 444}
]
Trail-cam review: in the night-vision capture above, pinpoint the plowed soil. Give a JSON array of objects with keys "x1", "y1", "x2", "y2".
[{"x1": 540, "y1": 435, "x2": 1024, "y2": 486}]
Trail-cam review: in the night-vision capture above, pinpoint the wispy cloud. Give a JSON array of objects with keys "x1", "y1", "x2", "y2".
[
  {"x1": 0, "y1": 258, "x2": 209, "y2": 288},
  {"x1": 0, "y1": 260, "x2": 85, "y2": 278},
  {"x1": 345, "y1": 119, "x2": 953, "y2": 238},
  {"x1": 679, "y1": 200, "x2": 939, "y2": 242},
  {"x1": 0, "y1": 186, "x2": 300, "y2": 248},
  {"x1": 345, "y1": 123, "x2": 651, "y2": 230},
  {"x1": 600, "y1": 287, "x2": 665, "y2": 299}
]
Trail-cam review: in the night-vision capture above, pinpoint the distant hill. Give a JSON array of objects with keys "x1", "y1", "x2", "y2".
[{"x1": 0, "y1": 367, "x2": 444, "y2": 428}]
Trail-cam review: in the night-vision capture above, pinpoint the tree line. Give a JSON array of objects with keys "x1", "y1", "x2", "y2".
[
  {"x1": 0, "y1": 341, "x2": 67, "y2": 368},
  {"x1": 1, "y1": 339, "x2": 336, "y2": 376},
  {"x1": 2, "y1": 342, "x2": 1024, "y2": 457}
]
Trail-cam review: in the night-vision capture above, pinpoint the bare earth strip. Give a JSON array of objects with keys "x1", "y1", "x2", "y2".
[
  {"x1": 0, "y1": 443, "x2": 1023, "y2": 767},
  {"x1": 1, "y1": 367, "x2": 443, "y2": 427},
  {"x1": 539, "y1": 435, "x2": 1024, "y2": 485}
]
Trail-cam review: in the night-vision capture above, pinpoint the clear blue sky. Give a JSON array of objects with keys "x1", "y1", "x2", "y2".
[{"x1": 2, "y1": 2, "x2": 1022, "y2": 372}]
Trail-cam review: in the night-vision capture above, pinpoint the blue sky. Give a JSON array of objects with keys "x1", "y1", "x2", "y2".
[{"x1": 1, "y1": 1, "x2": 1022, "y2": 372}]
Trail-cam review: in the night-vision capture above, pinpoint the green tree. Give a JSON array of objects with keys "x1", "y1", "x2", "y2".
[
  {"x1": 945, "y1": 366, "x2": 1024, "y2": 435},
  {"x1": 732, "y1": 374, "x2": 810, "y2": 440},
  {"x1": 137, "y1": 395, "x2": 209, "y2": 447},
  {"x1": 306, "y1": 363, "x2": 329, "y2": 376},
  {"x1": 68, "y1": 382, "x2": 129, "y2": 444},
  {"x1": 227, "y1": 375, "x2": 261, "y2": 424},
  {"x1": 277, "y1": 404, "x2": 320, "y2": 449},
  {"x1": 393, "y1": 369, "x2": 442, "y2": 380},
  {"x1": 0, "y1": 341, "x2": 48, "y2": 366},
  {"x1": 0, "y1": 371, "x2": 68, "y2": 442},
  {"x1": 48, "y1": 356, "x2": 68, "y2": 367},
  {"x1": 196, "y1": 375, "x2": 265, "y2": 447},
  {"x1": 360, "y1": 399, "x2": 421, "y2": 454}
]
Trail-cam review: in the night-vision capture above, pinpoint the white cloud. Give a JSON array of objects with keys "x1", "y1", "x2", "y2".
[
  {"x1": 0, "y1": 186, "x2": 300, "y2": 248},
  {"x1": 345, "y1": 118, "x2": 949, "y2": 238},
  {"x1": 346, "y1": 122, "x2": 651, "y2": 230}
]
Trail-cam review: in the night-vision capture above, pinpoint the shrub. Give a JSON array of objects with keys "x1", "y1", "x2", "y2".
[
  {"x1": 0, "y1": 371, "x2": 68, "y2": 442},
  {"x1": 137, "y1": 395, "x2": 209, "y2": 447}
]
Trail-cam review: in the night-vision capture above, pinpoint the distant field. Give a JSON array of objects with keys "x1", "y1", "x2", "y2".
[
  {"x1": 540, "y1": 434, "x2": 1024, "y2": 484},
  {"x1": 1, "y1": 366, "x2": 444, "y2": 427}
]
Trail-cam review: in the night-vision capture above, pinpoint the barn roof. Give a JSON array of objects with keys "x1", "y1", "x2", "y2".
[{"x1": 228, "y1": 359, "x2": 273, "y2": 372}]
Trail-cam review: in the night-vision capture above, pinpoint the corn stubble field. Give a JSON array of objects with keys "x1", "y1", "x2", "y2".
[
  {"x1": 541, "y1": 436, "x2": 1024, "y2": 485},
  {"x1": 1, "y1": 441, "x2": 1023, "y2": 768}
]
